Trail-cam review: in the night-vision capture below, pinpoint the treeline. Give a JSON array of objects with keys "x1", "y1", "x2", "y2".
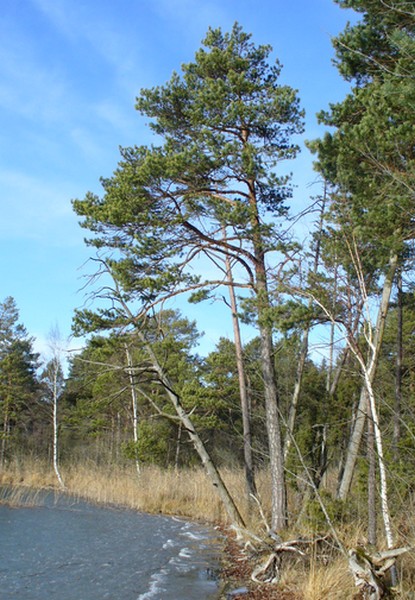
[
  {"x1": 1, "y1": 281, "x2": 414, "y2": 507},
  {"x1": 1, "y1": 0, "x2": 414, "y2": 573}
]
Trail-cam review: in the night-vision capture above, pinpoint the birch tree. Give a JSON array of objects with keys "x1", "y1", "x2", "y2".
[{"x1": 309, "y1": 0, "x2": 415, "y2": 498}]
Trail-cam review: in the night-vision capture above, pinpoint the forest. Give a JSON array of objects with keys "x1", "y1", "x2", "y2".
[{"x1": 1, "y1": 0, "x2": 415, "y2": 597}]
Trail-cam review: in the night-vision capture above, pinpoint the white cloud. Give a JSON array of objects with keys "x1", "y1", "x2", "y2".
[
  {"x1": 0, "y1": 168, "x2": 78, "y2": 240},
  {"x1": 30, "y1": 0, "x2": 143, "y2": 81},
  {"x1": 0, "y1": 30, "x2": 69, "y2": 123}
]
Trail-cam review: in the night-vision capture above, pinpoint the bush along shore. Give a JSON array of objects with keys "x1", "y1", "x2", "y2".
[{"x1": 1, "y1": 460, "x2": 415, "y2": 599}]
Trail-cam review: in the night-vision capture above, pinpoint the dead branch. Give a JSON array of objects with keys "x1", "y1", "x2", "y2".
[{"x1": 348, "y1": 546, "x2": 412, "y2": 599}]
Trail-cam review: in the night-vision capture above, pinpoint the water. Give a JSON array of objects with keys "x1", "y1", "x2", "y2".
[{"x1": 0, "y1": 493, "x2": 222, "y2": 599}]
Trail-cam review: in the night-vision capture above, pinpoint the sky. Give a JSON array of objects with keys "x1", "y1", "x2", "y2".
[{"x1": 1, "y1": 0, "x2": 359, "y2": 364}]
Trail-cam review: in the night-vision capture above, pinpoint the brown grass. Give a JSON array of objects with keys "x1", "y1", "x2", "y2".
[
  {"x1": 0, "y1": 459, "x2": 276, "y2": 527},
  {"x1": 300, "y1": 558, "x2": 355, "y2": 600},
  {"x1": 1, "y1": 459, "x2": 415, "y2": 599}
]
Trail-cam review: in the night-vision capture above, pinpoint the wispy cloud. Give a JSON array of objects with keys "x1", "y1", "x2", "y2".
[
  {"x1": 0, "y1": 168, "x2": 79, "y2": 240},
  {"x1": 0, "y1": 29, "x2": 70, "y2": 123},
  {"x1": 29, "y1": 0, "x2": 144, "y2": 86}
]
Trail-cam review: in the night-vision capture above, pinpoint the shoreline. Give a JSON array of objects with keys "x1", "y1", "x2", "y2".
[{"x1": 0, "y1": 483, "x2": 294, "y2": 599}]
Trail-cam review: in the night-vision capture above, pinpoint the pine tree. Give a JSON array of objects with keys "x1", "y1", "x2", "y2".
[
  {"x1": 0, "y1": 297, "x2": 39, "y2": 465},
  {"x1": 73, "y1": 24, "x2": 304, "y2": 530}
]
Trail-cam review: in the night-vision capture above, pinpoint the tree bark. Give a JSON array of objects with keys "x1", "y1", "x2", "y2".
[
  {"x1": 337, "y1": 252, "x2": 398, "y2": 499},
  {"x1": 364, "y1": 375, "x2": 394, "y2": 550},
  {"x1": 367, "y1": 407, "x2": 377, "y2": 547},
  {"x1": 136, "y1": 329, "x2": 246, "y2": 530},
  {"x1": 245, "y1": 169, "x2": 287, "y2": 531},
  {"x1": 259, "y1": 320, "x2": 287, "y2": 531},
  {"x1": 125, "y1": 345, "x2": 141, "y2": 477},
  {"x1": 284, "y1": 329, "x2": 308, "y2": 461},
  {"x1": 52, "y1": 360, "x2": 65, "y2": 489},
  {"x1": 393, "y1": 269, "x2": 403, "y2": 459},
  {"x1": 224, "y1": 236, "x2": 257, "y2": 501}
]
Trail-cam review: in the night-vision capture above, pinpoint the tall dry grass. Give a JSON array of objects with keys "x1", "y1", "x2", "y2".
[
  {"x1": 0, "y1": 458, "x2": 260, "y2": 524},
  {"x1": 2, "y1": 459, "x2": 414, "y2": 599}
]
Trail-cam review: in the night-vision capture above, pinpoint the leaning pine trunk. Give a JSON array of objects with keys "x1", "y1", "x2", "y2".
[{"x1": 136, "y1": 330, "x2": 246, "y2": 531}]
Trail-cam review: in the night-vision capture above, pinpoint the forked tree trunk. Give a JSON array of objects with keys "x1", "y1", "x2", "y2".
[{"x1": 337, "y1": 252, "x2": 398, "y2": 499}]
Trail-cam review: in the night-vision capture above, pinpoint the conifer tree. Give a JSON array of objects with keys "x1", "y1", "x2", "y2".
[
  {"x1": 73, "y1": 24, "x2": 304, "y2": 530},
  {"x1": 0, "y1": 297, "x2": 39, "y2": 465}
]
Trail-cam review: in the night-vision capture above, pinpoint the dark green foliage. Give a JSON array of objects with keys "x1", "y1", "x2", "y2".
[
  {"x1": 122, "y1": 421, "x2": 169, "y2": 466},
  {"x1": 72, "y1": 24, "x2": 304, "y2": 322},
  {"x1": 310, "y1": 0, "x2": 415, "y2": 267},
  {"x1": 302, "y1": 490, "x2": 354, "y2": 531},
  {"x1": 0, "y1": 297, "x2": 41, "y2": 462},
  {"x1": 333, "y1": 0, "x2": 415, "y2": 83}
]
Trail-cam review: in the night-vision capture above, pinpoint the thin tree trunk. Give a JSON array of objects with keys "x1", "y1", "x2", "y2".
[
  {"x1": 393, "y1": 269, "x2": 403, "y2": 459},
  {"x1": 364, "y1": 375, "x2": 394, "y2": 550},
  {"x1": 0, "y1": 410, "x2": 9, "y2": 468},
  {"x1": 337, "y1": 252, "x2": 398, "y2": 499},
  {"x1": 125, "y1": 344, "x2": 140, "y2": 477},
  {"x1": 284, "y1": 193, "x2": 325, "y2": 461},
  {"x1": 223, "y1": 231, "x2": 257, "y2": 501},
  {"x1": 337, "y1": 386, "x2": 369, "y2": 499},
  {"x1": 327, "y1": 260, "x2": 338, "y2": 393},
  {"x1": 136, "y1": 329, "x2": 246, "y2": 530},
  {"x1": 175, "y1": 422, "x2": 182, "y2": 471},
  {"x1": 367, "y1": 406, "x2": 377, "y2": 546},
  {"x1": 284, "y1": 330, "x2": 309, "y2": 461},
  {"x1": 52, "y1": 362, "x2": 65, "y2": 489}
]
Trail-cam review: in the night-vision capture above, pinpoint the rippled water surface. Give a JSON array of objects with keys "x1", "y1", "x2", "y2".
[{"x1": 0, "y1": 493, "x2": 222, "y2": 599}]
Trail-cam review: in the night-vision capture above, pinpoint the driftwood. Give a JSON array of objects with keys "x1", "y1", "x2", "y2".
[
  {"x1": 250, "y1": 535, "x2": 332, "y2": 585},
  {"x1": 348, "y1": 546, "x2": 411, "y2": 599},
  {"x1": 248, "y1": 532, "x2": 411, "y2": 597}
]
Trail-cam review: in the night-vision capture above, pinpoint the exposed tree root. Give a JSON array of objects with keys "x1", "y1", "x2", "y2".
[{"x1": 348, "y1": 546, "x2": 411, "y2": 599}]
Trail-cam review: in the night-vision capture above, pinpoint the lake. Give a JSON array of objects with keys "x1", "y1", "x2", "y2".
[{"x1": 0, "y1": 491, "x2": 222, "y2": 599}]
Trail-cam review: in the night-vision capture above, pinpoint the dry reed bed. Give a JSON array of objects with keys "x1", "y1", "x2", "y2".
[
  {"x1": 1, "y1": 460, "x2": 415, "y2": 598},
  {"x1": 0, "y1": 459, "x2": 274, "y2": 525}
]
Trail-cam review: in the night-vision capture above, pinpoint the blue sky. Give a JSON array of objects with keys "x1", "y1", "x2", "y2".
[{"x1": 1, "y1": 0, "x2": 357, "y2": 362}]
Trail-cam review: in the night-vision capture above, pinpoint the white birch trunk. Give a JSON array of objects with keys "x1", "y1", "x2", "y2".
[
  {"x1": 52, "y1": 359, "x2": 65, "y2": 489},
  {"x1": 337, "y1": 252, "x2": 398, "y2": 499},
  {"x1": 125, "y1": 345, "x2": 140, "y2": 477}
]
